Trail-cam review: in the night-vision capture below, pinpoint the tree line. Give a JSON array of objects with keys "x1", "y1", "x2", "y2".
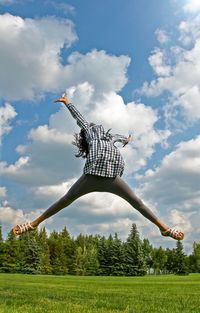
[{"x1": 0, "y1": 224, "x2": 199, "y2": 276}]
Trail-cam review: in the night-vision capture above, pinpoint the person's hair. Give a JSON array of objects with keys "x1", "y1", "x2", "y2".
[{"x1": 72, "y1": 129, "x2": 89, "y2": 158}]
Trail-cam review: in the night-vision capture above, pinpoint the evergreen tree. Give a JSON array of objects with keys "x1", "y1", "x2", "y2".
[
  {"x1": 97, "y1": 236, "x2": 110, "y2": 275},
  {"x1": 173, "y1": 241, "x2": 189, "y2": 275},
  {"x1": 74, "y1": 243, "x2": 99, "y2": 276},
  {"x1": 165, "y1": 248, "x2": 176, "y2": 274},
  {"x1": 21, "y1": 231, "x2": 42, "y2": 274},
  {"x1": 0, "y1": 226, "x2": 6, "y2": 272},
  {"x1": 142, "y1": 238, "x2": 153, "y2": 274},
  {"x1": 3, "y1": 231, "x2": 21, "y2": 273},
  {"x1": 48, "y1": 231, "x2": 68, "y2": 275},
  {"x1": 60, "y1": 227, "x2": 75, "y2": 274},
  {"x1": 85, "y1": 244, "x2": 99, "y2": 275},
  {"x1": 151, "y1": 247, "x2": 167, "y2": 274},
  {"x1": 110, "y1": 233, "x2": 125, "y2": 276},
  {"x1": 124, "y1": 224, "x2": 147, "y2": 276},
  {"x1": 38, "y1": 228, "x2": 52, "y2": 274},
  {"x1": 189, "y1": 242, "x2": 200, "y2": 273}
]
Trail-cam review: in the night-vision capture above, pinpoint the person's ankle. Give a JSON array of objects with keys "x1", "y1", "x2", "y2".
[{"x1": 31, "y1": 221, "x2": 39, "y2": 228}]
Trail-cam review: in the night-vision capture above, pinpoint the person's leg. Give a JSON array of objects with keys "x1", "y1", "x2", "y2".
[
  {"x1": 12, "y1": 175, "x2": 97, "y2": 235},
  {"x1": 100, "y1": 176, "x2": 184, "y2": 240}
]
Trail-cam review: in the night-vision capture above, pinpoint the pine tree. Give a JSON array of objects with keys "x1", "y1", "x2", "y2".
[
  {"x1": 38, "y1": 228, "x2": 52, "y2": 274},
  {"x1": 142, "y1": 238, "x2": 153, "y2": 274},
  {"x1": 151, "y1": 247, "x2": 167, "y2": 274},
  {"x1": 74, "y1": 244, "x2": 98, "y2": 276},
  {"x1": 0, "y1": 226, "x2": 6, "y2": 272},
  {"x1": 189, "y1": 242, "x2": 200, "y2": 273},
  {"x1": 48, "y1": 231, "x2": 68, "y2": 275},
  {"x1": 110, "y1": 233, "x2": 125, "y2": 276},
  {"x1": 173, "y1": 241, "x2": 189, "y2": 275},
  {"x1": 73, "y1": 234, "x2": 99, "y2": 276},
  {"x1": 21, "y1": 231, "x2": 42, "y2": 274},
  {"x1": 3, "y1": 231, "x2": 21, "y2": 273},
  {"x1": 85, "y1": 244, "x2": 99, "y2": 275},
  {"x1": 97, "y1": 236, "x2": 110, "y2": 275},
  {"x1": 165, "y1": 248, "x2": 176, "y2": 274},
  {"x1": 124, "y1": 224, "x2": 147, "y2": 276},
  {"x1": 60, "y1": 227, "x2": 75, "y2": 274}
]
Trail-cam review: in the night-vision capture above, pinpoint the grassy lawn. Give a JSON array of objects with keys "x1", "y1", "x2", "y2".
[{"x1": 0, "y1": 273, "x2": 199, "y2": 313}]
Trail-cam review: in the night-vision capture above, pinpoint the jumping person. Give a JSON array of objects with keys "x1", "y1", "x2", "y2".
[{"x1": 12, "y1": 94, "x2": 184, "y2": 240}]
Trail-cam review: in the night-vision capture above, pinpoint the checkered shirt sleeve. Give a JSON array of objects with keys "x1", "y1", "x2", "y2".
[{"x1": 67, "y1": 103, "x2": 90, "y2": 130}]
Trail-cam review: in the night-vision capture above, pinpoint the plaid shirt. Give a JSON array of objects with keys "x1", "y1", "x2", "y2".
[{"x1": 68, "y1": 104, "x2": 127, "y2": 178}]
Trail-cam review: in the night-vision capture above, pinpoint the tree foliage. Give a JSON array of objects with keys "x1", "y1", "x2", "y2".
[{"x1": 0, "y1": 223, "x2": 198, "y2": 276}]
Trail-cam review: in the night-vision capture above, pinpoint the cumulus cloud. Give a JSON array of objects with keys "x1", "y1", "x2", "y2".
[
  {"x1": 0, "y1": 201, "x2": 45, "y2": 229},
  {"x1": 0, "y1": 89, "x2": 170, "y2": 186},
  {"x1": 0, "y1": 12, "x2": 172, "y2": 245},
  {"x1": 0, "y1": 0, "x2": 14, "y2": 5},
  {"x1": 0, "y1": 187, "x2": 7, "y2": 198},
  {"x1": 0, "y1": 13, "x2": 77, "y2": 100},
  {"x1": 155, "y1": 29, "x2": 170, "y2": 44},
  {"x1": 184, "y1": 0, "x2": 200, "y2": 13},
  {"x1": 148, "y1": 48, "x2": 171, "y2": 77},
  {"x1": 33, "y1": 178, "x2": 148, "y2": 240},
  {"x1": 0, "y1": 126, "x2": 80, "y2": 186},
  {"x1": 136, "y1": 135, "x2": 200, "y2": 245},
  {"x1": 0, "y1": 13, "x2": 131, "y2": 101},
  {"x1": 45, "y1": 1, "x2": 75, "y2": 15},
  {"x1": 141, "y1": 20, "x2": 200, "y2": 124},
  {"x1": 0, "y1": 102, "x2": 17, "y2": 143},
  {"x1": 179, "y1": 14, "x2": 200, "y2": 45}
]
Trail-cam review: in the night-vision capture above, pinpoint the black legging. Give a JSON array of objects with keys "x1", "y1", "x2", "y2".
[{"x1": 41, "y1": 174, "x2": 159, "y2": 225}]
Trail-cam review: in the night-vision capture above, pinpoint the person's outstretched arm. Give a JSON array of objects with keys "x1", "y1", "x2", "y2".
[{"x1": 54, "y1": 93, "x2": 90, "y2": 130}]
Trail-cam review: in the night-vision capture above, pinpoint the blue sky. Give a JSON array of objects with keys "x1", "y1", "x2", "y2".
[{"x1": 0, "y1": 0, "x2": 200, "y2": 252}]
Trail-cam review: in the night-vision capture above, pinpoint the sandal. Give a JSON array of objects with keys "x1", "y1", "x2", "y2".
[
  {"x1": 161, "y1": 228, "x2": 184, "y2": 240},
  {"x1": 12, "y1": 222, "x2": 36, "y2": 236}
]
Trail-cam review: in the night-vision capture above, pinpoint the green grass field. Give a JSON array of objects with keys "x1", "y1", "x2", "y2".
[{"x1": 0, "y1": 274, "x2": 199, "y2": 313}]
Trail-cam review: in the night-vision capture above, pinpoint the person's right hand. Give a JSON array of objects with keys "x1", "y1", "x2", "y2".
[{"x1": 54, "y1": 93, "x2": 71, "y2": 105}]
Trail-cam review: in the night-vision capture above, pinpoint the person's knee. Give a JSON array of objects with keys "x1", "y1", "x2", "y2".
[{"x1": 60, "y1": 192, "x2": 75, "y2": 206}]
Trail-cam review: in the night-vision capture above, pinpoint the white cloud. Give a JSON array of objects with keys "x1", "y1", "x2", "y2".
[
  {"x1": 0, "y1": 13, "x2": 77, "y2": 100},
  {"x1": 88, "y1": 92, "x2": 170, "y2": 173},
  {"x1": 45, "y1": 1, "x2": 75, "y2": 15},
  {"x1": 0, "y1": 126, "x2": 80, "y2": 186},
  {"x1": 0, "y1": 13, "x2": 131, "y2": 101},
  {"x1": 137, "y1": 135, "x2": 200, "y2": 245},
  {"x1": 61, "y1": 50, "x2": 131, "y2": 94},
  {"x1": 28, "y1": 124, "x2": 72, "y2": 144},
  {"x1": 155, "y1": 29, "x2": 170, "y2": 44},
  {"x1": 34, "y1": 179, "x2": 77, "y2": 199},
  {"x1": 0, "y1": 102, "x2": 17, "y2": 143},
  {"x1": 148, "y1": 48, "x2": 171, "y2": 77},
  {"x1": 0, "y1": 0, "x2": 14, "y2": 5},
  {"x1": 141, "y1": 36, "x2": 200, "y2": 123},
  {"x1": 179, "y1": 15, "x2": 200, "y2": 45},
  {"x1": 0, "y1": 202, "x2": 45, "y2": 228},
  {"x1": 33, "y1": 180, "x2": 147, "y2": 240},
  {"x1": 0, "y1": 187, "x2": 7, "y2": 198},
  {"x1": 184, "y1": 0, "x2": 200, "y2": 13},
  {"x1": 0, "y1": 90, "x2": 170, "y2": 186}
]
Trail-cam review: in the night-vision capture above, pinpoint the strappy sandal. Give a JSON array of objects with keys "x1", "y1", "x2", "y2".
[
  {"x1": 161, "y1": 228, "x2": 184, "y2": 240},
  {"x1": 12, "y1": 222, "x2": 37, "y2": 236}
]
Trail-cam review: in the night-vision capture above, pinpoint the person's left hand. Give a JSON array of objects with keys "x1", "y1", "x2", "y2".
[{"x1": 123, "y1": 134, "x2": 133, "y2": 147}]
